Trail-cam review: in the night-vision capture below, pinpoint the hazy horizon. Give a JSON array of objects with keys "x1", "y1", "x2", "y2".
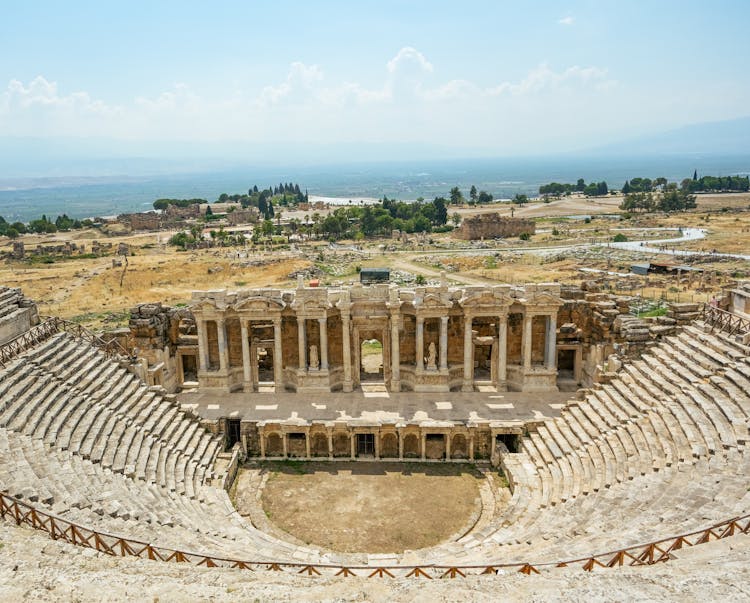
[{"x1": 2, "y1": 1, "x2": 750, "y2": 177}]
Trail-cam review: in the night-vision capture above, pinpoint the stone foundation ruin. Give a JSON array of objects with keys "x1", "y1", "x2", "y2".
[{"x1": 454, "y1": 213, "x2": 535, "y2": 240}]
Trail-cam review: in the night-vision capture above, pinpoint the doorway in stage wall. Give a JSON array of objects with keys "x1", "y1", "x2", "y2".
[
  {"x1": 357, "y1": 433, "x2": 375, "y2": 456},
  {"x1": 181, "y1": 353, "x2": 197, "y2": 384},
  {"x1": 256, "y1": 345, "x2": 275, "y2": 390},
  {"x1": 360, "y1": 339, "x2": 384, "y2": 383},
  {"x1": 226, "y1": 418, "x2": 241, "y2": 449}
]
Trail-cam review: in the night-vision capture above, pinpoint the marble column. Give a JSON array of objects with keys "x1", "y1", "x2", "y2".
[
  {"x1": 282, "y1": 433, "x2": 288, "y2": 458},
  {"x1": 545, "y1": 314, "x2": 557, "y2": 370},
  {"x1": 390, "y1": 316, "x2": 400, "y2": 391},
  {"x1": 469, "y1": 433, "x2": 475, "y2": 461},
  {"x1": 523, "y1": 314, "x2": 533, "y2": 370},
  {"x1": 398, "y1": 431, "x2": 404, "y2": 461},
  {"x1": 327, "y1": 429, "x2": 333, "y2": 460},
  {"x1": 318, "y1": 317, "x2": 329, "y2": 370},
  {"x1": 462, "y1": 315, "x2": 473, "y2": 391},
  {"x1": 273, "y1": 318, "x2": 283, "y2": 389},
  {"x1": 297, "y1": 317, "x2": 307, "y2": 370},
  {"x1": 197, "y1": 319, "x2": 209, "y2": 371},
  {"x1": 497, "y1": 315, "x2": 508, "y2": 389},
  {"x1": 305, "y1": 429, "x2": 311, "y2": 459},
  {"x1": 445, "y1": 433, "x2": 451, "y2": 461},
  {"x1": 217, "y1": 318, "x2": 229, "y2": 372},
  {"x1": 421, "y1": 432, "x2": 426, "y2": 461},
  {"x1": 342, "y1": 313, "x2": 352, "y2": 392},
  {"x1": 416, "y1": 317, "x2": 424, "y2": 371},
  {"x1": 350, "y1": 434, "x2": 356, "y2": 460},
  {"x1": 259, "y1": 431, "x2": 266, "y2": 459},
  {"x1": 240, "y1": 319, "x2": 251, "y2": 388},
  {"x1": 439, "y1": 315, "x2": 449, "y2": 371},
  {"x1": 374, "y1": 431, "x2": 380, "y2": 460}
]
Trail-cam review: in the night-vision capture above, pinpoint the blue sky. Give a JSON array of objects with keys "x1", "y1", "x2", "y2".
[{"x1": 1, "y1": 1, "x2": 749, "y2": 157}]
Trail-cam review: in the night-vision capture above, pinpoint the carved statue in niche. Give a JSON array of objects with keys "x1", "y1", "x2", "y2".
[
  {"x1": 426, "y1": 341, "x2": 437, "y2": 370},
  {"x1": 309, "y1": 344, "x2": 320, "y2": 370}
]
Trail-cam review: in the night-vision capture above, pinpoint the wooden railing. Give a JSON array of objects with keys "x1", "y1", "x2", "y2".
[
  {"x1": 702, "y1": 304, "x2": 750, "y2": 336},
  {"x1": 1, "y1": 492, "x2": 748, "y2": 578},
  {"x1": 0, "y1": 317, "x2": 133, "y2": 369}
]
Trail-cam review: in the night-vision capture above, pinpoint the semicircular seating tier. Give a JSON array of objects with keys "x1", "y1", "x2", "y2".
[{"x1": 1, "y1": 322, "x2": 749, "y2": 568}]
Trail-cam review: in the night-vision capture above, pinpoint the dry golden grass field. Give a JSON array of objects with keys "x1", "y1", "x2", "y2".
[{"x1": 0, "y1": 193, "x2": 747, "y2": 329}]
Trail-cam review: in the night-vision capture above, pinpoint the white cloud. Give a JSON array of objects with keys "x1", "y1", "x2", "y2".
[
  {"x1": 1, "y1": 75, "x2": 117, "y2": 116},
  {"x1": 387, "y1": 46, "x2": 433, "y2": 75},
  {"x1": 559, "y1": 16, "x2": 574, "y2": 26},
  {"x1": 259, "y1": 62, "x2": 323, "y2": 105},
  {"x1": 487, "y1": 63, "x2": 610, "y2": 96},
  {"x1": 0, "y1": 53, "x2": 623, "y2": 151},
  {"x1": 135, "y1": 83, "x2": 199, "y2": 112},
  {"x1": 420, "y1": 79, "x2": 477, "y2": 101}
]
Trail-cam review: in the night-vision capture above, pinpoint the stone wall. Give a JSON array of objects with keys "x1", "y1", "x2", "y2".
[
  {"x1": 0, "y1": 287, "x2": 39, "y2": 345},
  {"x1": 454, "y1": 213, "x2": 535, "y2": 240},
  {"x1": 118, "y1": 212, "x2": 162, "y2": 231}
]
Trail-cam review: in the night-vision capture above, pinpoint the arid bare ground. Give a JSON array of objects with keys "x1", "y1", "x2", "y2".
[
  {"x1": 0, "y1": 194, "x2": 747, "y2": 330},
  {"x1": 250, "y1": 462, "x2": 483, "y2": 553}
]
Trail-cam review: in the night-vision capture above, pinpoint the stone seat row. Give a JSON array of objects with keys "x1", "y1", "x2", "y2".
[
  {"x1": 0, "y1": 333, "x2": 223, "y2": 495},
  {"x1": 0, "y1": 287, "x2": 23, "y2": 319},
  {"x1": 445, "y1": 453, "x2": 750, "y2": 565},
  {"x1": 448, "y1": 322, "x2": 750, "y2": 563},
  {"x1": 0, "y1": 427, "x2": 316, "y2": 561}
]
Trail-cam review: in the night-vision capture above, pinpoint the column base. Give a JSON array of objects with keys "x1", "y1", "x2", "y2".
[
  {"x1": 390, "y1": 379, "x2": 400, "y2": 392},
  {"x1": 242, "y1": 382, "x2": 254, "y2": 393},
  {"x1": 461, "y1": 381, "x2": 474, "y2": 392},
  {"x1": 343, "y1": 380, "x2": 353, "y2": 393}
]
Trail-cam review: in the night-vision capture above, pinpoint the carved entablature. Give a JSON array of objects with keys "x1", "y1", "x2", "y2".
[
  {"x1": 290, "y1": 289, "x2": 331, "y2": 318},
  {"x1": 413, "y1": 288, "x2": 453, "y2": 317},
  {"x1": 459, "y1": 290, "x2": 513, "y2": 316},
  {"x1": 190, "y1": 298, "x2": 228, "y2": 319},
  {"x1": 517, "y1": 290, "x2": 564, "y2": 315},
  {"x1": 232, "y1": 296, "x2": 285, "y2": 318}
]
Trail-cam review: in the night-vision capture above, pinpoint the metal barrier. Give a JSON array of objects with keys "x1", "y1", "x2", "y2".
[
  {"x1": 0, "y1": 317, "x2": 132, "y2": 368},
  {"x1": 702, "y1": 305, "x2": 750, "y2": 337},
  {"x1": 2, "y1": 492, "x2": 748, "y2": 578}
]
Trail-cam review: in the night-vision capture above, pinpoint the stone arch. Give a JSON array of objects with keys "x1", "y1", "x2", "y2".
[
  {"x1": 311, "y1": 433, "x2": 328, "y2": 457},
  {"x1": 380, "y1": 433, "x2": 398, "y2": 458},
  {"x1": 333, "y1": 432, "x2": 350, "y2": 457},
  {"x1": 451, "y1": 434, "x2": 468, "y2": 459},
  {"x1": 403, "y1": 433, "x2": 419, "y2": 458},
  {"x1": 266, "y1": 432, "x2": 283, "y2": 456}
]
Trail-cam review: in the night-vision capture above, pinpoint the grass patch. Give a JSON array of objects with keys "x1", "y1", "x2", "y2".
[{"x1": 638, "y1": 307, "x2": 668, "y2": 318}]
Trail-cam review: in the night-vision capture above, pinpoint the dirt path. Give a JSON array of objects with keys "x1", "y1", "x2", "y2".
[{"x1": 390, "y1": 258, "x2": 491, "y2": 285}]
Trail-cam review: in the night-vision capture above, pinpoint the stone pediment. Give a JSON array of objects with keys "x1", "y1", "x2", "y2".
[
  {"x1": 522, "y1": 292, "x2": 563, "y2": 307},
  {"x1": 190, "y1": 299, "x2": 228, "y2": 314},
  {"x1": 459, "y1": 291, "x2": 512, "y2": 310},
  {"x1": 233, "y1": 296, "x2": 285, "y2": 313},
  {"x1": 291, "y1": 296, "x2": 331, "y2": 315},
  {"x1": 414, "y1": 292, "x2": 452, "y2": 311}
]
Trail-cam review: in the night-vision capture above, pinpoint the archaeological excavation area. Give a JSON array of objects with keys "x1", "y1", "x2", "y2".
[{"x1": 1, "y1": 280, "x2": 750, "y2": 581}]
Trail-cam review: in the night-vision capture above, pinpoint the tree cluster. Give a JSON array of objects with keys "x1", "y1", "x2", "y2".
[
  {"x1": 539, "y1": 178, "x2": 586, "y2": 196},
  {"x1": 0, "y1": 214, "x2": 92, "y2": 239},
  {"x1": 619, "y1": 183, "x2": 696, "y2": 213},
  {"x1": 315, "y1": 196, "x2": 449, "y2": 239},
  {"x1": 621, "y1": 177, "x2": 668, "y2": 194},
  {"x1": 681, "y1": 175, "x2": 749, "y2": 193},
  {"x1": 539, "y1": 178, "x2": 608, "y2": 197},
  {"x1": 452, "y1": 185, "x2": 493, "y2": 205}
]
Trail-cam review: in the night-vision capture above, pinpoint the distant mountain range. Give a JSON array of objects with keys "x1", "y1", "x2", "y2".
[
  {"x1": 0, "y1": 116, "x2": 749, "y2": 179},
  {"x1": 587, "y1": 116, "x2": 750, "y2": 156}
]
